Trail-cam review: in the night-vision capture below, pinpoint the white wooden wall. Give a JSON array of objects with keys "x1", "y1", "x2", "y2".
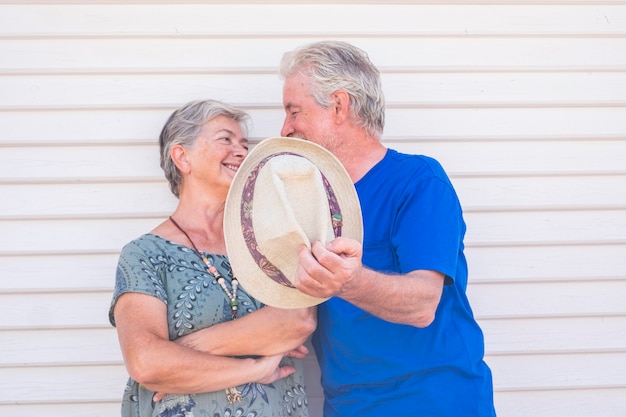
[{"x1": 1, "y1": 2, "x2": 625, "y2": 416}]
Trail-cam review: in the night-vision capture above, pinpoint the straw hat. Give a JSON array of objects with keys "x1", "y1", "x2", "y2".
[{"x1": 224, "y1": 137, "x2": 363, "y2": 308}]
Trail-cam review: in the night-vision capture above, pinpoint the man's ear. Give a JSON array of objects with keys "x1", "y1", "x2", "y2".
[
  {"x1": 171, "y1": 144, "x2": 191, "y2": 174},
  {"x1": 331, "y1": 90, "x2": 351, "y2": 124}
]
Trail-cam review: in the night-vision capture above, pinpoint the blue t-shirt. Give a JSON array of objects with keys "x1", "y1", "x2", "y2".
[{"x1": 312, "y1": 149, "x2": 496, "y2": 417}]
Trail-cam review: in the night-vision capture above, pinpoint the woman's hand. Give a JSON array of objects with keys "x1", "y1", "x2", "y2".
[
  {"x1": 284, "y1": 344, "x2": 310, "y2": 359},
  {"x1": 151, "y1": 352, "x2": 297, "y2": 402}
]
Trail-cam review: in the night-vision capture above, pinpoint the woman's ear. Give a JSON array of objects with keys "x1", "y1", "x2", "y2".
[
  {"x1": 331, "y1": 90, "x2": 351, "y2": 124},
  {"x1": 171, "y1": 144, "x2": 191, "y2": 174}
]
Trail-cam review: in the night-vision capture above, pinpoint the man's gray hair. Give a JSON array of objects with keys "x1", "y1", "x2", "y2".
[{"x1": 280, "y1": 40, "x2": 385, "y2": 137}]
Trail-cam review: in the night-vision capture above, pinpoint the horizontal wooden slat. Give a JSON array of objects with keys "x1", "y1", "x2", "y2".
[
  {"x1": 1, "y1": 107, "x2": 625, "y2": 145},
  {"x1": 392, "y1": 139, "x2": 626, "y2": 176},
  {"x1": 467, "y1": 279, "x2": 626, "y2": 319},
  {"x1": 487, "y1": 351, "x2": 626, "y2": 390},
  {"x1": 493, "y1": 388, "x2": 626, "y2": 417},
  {"x1": 465, "y1": 210, "x2": 626, "y2": 245},
  {"x1": 1, "y1": 244, "x2": 623, "y2": 291},
  {"x1": 0, "y1": 291, "x2": 114, "y2": 328},
  {"x1": 0, "y1": 109, "x2": 170, "y2": 145},
  {"x1": 0, "y1": 402, "x2": 121, "y2": 417},
  {"x1": 2, "y1": 352, "x2": 624, "y2": 404},
  {"x1": 3, "y1": 183, "x2": 626, "y2": 240},
  {"x1": 467, "y1": 244, "x2": 626, "y2": 282},
  {"x1": 0, "y1": 145, "x2": 163, "y2": 181},
  {"x1": 382, "y1": 72, "x2": 626, "y2": 105},
  {"x1": 0, "y1": 218, "x2": 159, "y2": 254},
  {"x1": 2, "y1": 180, "x2": 625, "y2": 219},
  {"x1": 0, "y1": 201, "x2": 625, "y2": 250},
  {"x1": 2, "y1": 204, "x2": 626, "y2": 250},
  {"x1": 0, "y1": 328, "x2": 121, "y2": 365},
  {"x1": 0, "y1": 253, "x2": 119, "y2": 291},
  {"x1": 0, "y1": 73, "x2": 283, "y2": 107},
  {"x1": 3, "y1": 139, "x2": 626, "y2": 183},
  {"x1": 5, "y1": 316, "x2": 626, "y2": 366},
  {"x1": 1, "y1": 278, "x2": 623, "y2": 328},
  {"x1": 0, "y1": 385, "x2": 623, "y2": 417},
  {"x1": 0, "y1": 182, "x2": 177, "y2": 218},
  {"x1": 1, "y1": 4, "x2": 625, "y2": 36},
  {"x1": 384, "y1": 107, "x2": 626, "y2": 139},
  {"x1": 9, "y1": 141, "x2": 626, "y2": 182},
  {"x1": 1, "y1": 38, "x2": 625, "y2": 71},
  {"x1": 480, "y1": 316, "x2": 626, "y2": 354},
  {"x1": 2, "y1": 244, "x2": 620, "y2": 293},
  {"x1": 454, "y1": 175, "x2": 626, "y2": 210},
  {"x1": 3, "y1": 72, "x2": 626, "y2": 107},
  {"x1": 0, "y1": 364, "x2": 127, "y2": 403}
]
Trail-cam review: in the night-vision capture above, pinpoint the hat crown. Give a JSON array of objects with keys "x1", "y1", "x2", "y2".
[{"x1": 252, "y1": 155, "x2": 335, "y2": 285}]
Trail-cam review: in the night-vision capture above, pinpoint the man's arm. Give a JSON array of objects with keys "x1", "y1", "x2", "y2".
[{"x1": 295, "y1": 238, "x2": 444, "y2": 328}]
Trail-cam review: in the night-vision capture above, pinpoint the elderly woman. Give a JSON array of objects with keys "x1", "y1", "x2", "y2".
[{"x1": 109, "y1": 99, "x2": 315, "y2": 417}]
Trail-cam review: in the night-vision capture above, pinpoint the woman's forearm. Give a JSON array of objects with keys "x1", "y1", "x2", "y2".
[{"x1": 175, "y1": 306, "x2": 316, "y2": 356}]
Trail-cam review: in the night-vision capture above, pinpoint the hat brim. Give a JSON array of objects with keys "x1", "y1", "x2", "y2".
[{"x1": 224, "y1": 137, "x2": 363, "y2": 308}]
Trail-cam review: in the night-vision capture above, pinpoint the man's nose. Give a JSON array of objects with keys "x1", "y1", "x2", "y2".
[{"x1": 280, "y1": 118, "x2": 293, "y2": 137}]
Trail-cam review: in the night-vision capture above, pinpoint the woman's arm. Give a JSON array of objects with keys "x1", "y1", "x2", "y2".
[
  {"x1": 174, "y1": 305, "x2": 317, "y2": 357},
  {"x1": 113, "y1": 292, "x2": 296, "y2": 394}
]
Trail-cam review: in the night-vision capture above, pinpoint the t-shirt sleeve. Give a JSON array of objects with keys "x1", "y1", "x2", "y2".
[
  {"x1": 108, "y1": 240, "x2": 168, "y2": 327},
  {"x1": 392, "y1": 173, "x2": 465, "y2": 284}
]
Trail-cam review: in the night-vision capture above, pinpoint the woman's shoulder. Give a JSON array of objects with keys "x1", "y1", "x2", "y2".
[{"x1": 119, "y1": 233, "x2": 179, "y2": 260}]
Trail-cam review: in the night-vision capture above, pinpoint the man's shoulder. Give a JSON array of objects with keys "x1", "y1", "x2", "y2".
[{"x1": 383, "y1": 148, "x2": 447, "y2": 178}]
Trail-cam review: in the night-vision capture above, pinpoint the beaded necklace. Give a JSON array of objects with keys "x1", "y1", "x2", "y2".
[{"x1": 169, "y1": 216, "x2": 242, "y2": 403}]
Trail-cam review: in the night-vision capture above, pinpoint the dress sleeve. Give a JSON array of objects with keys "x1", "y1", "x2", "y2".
[{"x1": 108, "y1": 238, "x2": 168, "y2": 327}]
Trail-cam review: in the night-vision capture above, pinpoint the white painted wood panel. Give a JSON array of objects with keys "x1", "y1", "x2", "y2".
[
  {"x1": 0, "y1": 364, "x2": 127, "y2": 402},
  {"x1": 0, "y1": 328, "x2": 121, "y2": 365},
  {"x1": 481, "y1": 315, "x2": 626, "y2": 354},
  {"x1": 0, "y1": 403, "x2": 121, "y2": 417},
  {"x1": 454, "y1": 175, "x2": 626, "y2": 210},
  {"x1": 1, "y1": 4, "x2": 625, "y2": 36},
  {"x1": 2, "y1": 279, "x2": 624, "y2": 328},
  {"x1": 1, "y1": 183, "x2": 177, "y2": 218},
  {"x1": 467, "y1": 244, "x2": 626, "y2": 282},
  {"x1": 1, "y1": 2, "x2": 625, "y2": 417},
  {"x1": 384, "y1": 107, "x2": 626, "y2": 139},
  {"x1": 392, "y1": 139, "x2": 626, "y2": 175},
  {"x1": 0, "y1": 291, "x2": 113, "y2": 328},
  {"x1": 467, "y1": 280, "x2": 626, "y2": 318},
  {"x1": 2, "y1": 38, "x2": 625, "y2": 71},
  {"x1": 0, "y1": 145, "x2": 164, "y2": 180},
  {"x1": 0, "y1": 218, "x2": 162, "y2": 254},
  {"x1": 3, "y1": 203, "x2": 625, "y2": 254},
  {"x1": 494, "y1": 389, "x2": 626, "y2": 417},
  {"x1": 0, "y1": 109, "x2": 168, "y2": 145},
  {"x1": 0, "y1": 254, "x2": 120, "y2": 291},
  {"x1": 488, "y1": 351, "x2": 626, "y2": 389},
  {"x1": 3, "y1": 72, "x2": 626, "y2": 107},
  {"x1": 3, "y1": 107, "x2": 625, "y2": 145},
  {"x1": 465, "y1": 210, "x2": 626, "y2": 244},
  {"x1": 2, "y1": 139, "x2": 625, "y2": 183}
]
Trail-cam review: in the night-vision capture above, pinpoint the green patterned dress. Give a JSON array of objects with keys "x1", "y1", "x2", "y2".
[{"x1": 109, "y1": 234, "x2": 309, "y2": 417}]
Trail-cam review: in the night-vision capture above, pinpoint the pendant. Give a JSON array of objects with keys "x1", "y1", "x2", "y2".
[{"x1": 225, "y1": 386, "x2": 242, "y2": 403}]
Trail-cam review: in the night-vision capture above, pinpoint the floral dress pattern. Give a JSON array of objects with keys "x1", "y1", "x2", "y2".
[{"x1": 109, "y1": 234, "x2": 309, "y2": 417}]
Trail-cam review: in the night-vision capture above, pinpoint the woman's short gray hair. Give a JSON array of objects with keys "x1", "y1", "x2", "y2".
[
  {"x1": 279, "y1": 40, "x2": 385, "y2": 137},
  {"x1": 159, "y1": 99, "x2": 250, "y2": 197}
]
